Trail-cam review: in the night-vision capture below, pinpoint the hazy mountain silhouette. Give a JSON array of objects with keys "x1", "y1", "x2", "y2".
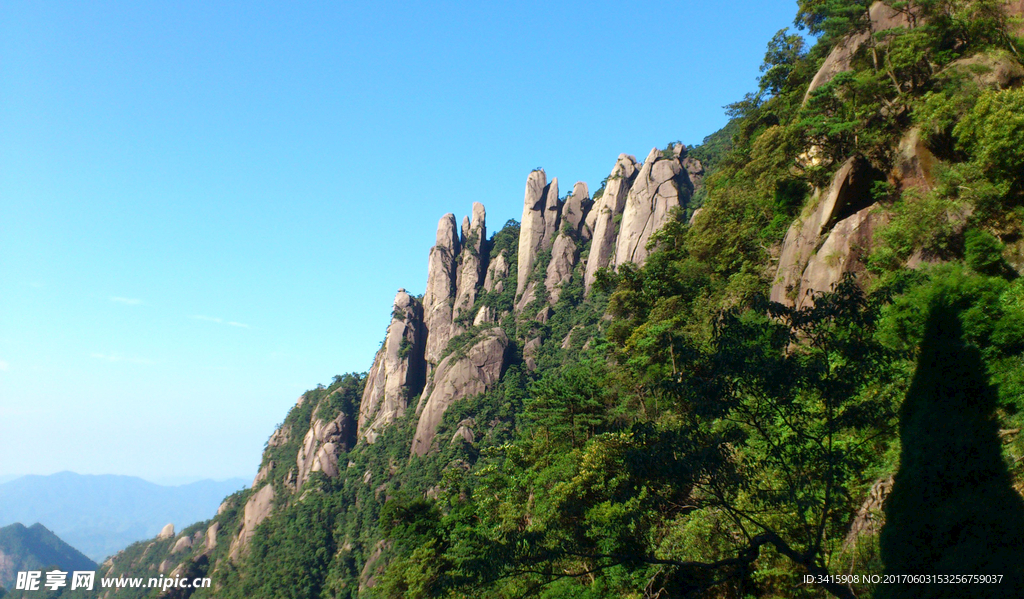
[{"x1": 0, "y1": 472, "x2": 246, "y2": 562}]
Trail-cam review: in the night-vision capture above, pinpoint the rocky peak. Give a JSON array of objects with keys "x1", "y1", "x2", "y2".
[
  {"x1": 516, "y1": 170, "x2": 553, "y2": 300},
  {"x1": 584, "y1": 154, "x2": 638, "y2": 293},
  {"x1": 613, "y1": 145, "x2": 692, "y2": 267},
  {"x1": 562, "y1": 181, "x2": 591, "y2": 235},
  {"x1": 357, "y1": 290, "x2": 427, "y2": 443},
  {"x1": 453, "y1": 202, "x2": 487, "y2": 324},
  {"x1": 423, "y1": 214, "x2": 461, "y2": 366}
]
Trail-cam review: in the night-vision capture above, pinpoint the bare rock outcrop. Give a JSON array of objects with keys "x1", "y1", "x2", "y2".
[
  {"x1": 157, "y1": 523, "x2": 175, "y2": 540},
  {"x1": 453, "y1": 203, "x2": 487, "y2": 324},
  {"x1": 613, "y1": 145, "x2": 692, "y2": 267},
  {"x1": 545, "y1": 232, "x2": 578, "y2": 305},
  {"x1": 516, "y1": 172, "x2": 560, "y2": 307},
  {"x1": 894, "y1": 127, "x2": 937, "y2": 191},
  {"x1": 516, "y1": 170, "x2": 549, "y2": 298},
  {"x1": 584, "y1": 154, "x2": 638, "y2": 293},
  {"x1": 171, "y1": 535, "x2": 192, "y2": 555},
  {"x1": 805, "y1": 2, "x2": 914, "y2": 101},
  {"x1": 947, "y1": 51, "x2": 1024, "y2": 90},
  {"x1": 297, "y1": 409, "x2": 354, "y2": 483},
  {"x1": 228, "y1": 484, "x2": 275, "y2": 561},
  {"x1": 423, "y1": 214, "x2": 460, "y2": 365},
  {"x1": 358, "y1": 290, "x2": 427, "y2": 444},
  {"x1": 562, "y1": 182, "x2": 590, "y2": 235},
  {"x1": 770, "y1": 157, "x2": 876, "y2": 306},
  {"x1": 205, "y1": 522, "x2": 219, "y2": 551},
  {"x1": 796, "y1": 205, "x2": 888, "y2": 309},
  {"x1": 483, "y1": 250, "x2": 509, "y2": 293},
  {"x1": 411, "y1": 328, "x2": 508, "y2": 456}
]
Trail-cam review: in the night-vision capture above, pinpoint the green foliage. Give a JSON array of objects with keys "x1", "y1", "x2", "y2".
[{"x1": 878, "y1": 298, "x2": 1024, "y2": 596}]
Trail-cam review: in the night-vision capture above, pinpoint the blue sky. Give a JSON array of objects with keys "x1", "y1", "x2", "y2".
[{"x1": 1, "y1": 0, "x2": 804, "y2": 482}]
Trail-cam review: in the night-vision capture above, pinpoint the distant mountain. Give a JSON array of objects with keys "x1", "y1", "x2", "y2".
[
  {"x1": 0, "y1": 523, "x2": 97, "y2": 590},
  {"x1": 0, "y1": 472, "x2": 246, "y2": 562}
]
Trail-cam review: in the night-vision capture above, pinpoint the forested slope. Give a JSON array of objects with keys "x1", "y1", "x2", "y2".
[{"x1": 51, "y1": 1, "x2": 1024, "y2": 598}]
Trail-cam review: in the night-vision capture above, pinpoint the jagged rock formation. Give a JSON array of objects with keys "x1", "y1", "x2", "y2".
[
  {"x1": 584, "y1": 154, "x2": 638, "y2": 292},
  {"x1": 358, "y1": 290, "x2": 427, "y2": 443},
  {"x1": 296, "y1": 410, "x2": 351, "y2": 482},
  {"x1": 228, "y1": 484, "x2": 274, "y2": 560},
  {"x1": 516, "y1": 172, "x2": 561, "y2": 312},
  {"x1": 423, "y1": 214, "x2": 461, "y2": 366},
  {"x1": 411, "y1": 328, "x2": 508, "y2": 456},
  {"x1": 770, "y1": 157, "x2": 878, "y2": 306},
  {"x1": 804, "y1": 2, "x2": 914, "y2": 102},
  {"x1": 614, "y1": 145, "x2": 692, "y2": 267},
  {"x1": 452, "y1": 203, "x2": 487, "y2": 325},
  {"x1": 797, "y1": 205, "x2": 889, "y2": 309}
]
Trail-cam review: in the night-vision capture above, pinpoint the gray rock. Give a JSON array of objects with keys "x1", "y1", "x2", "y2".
[
  {"x1": 545, "y1": 233, "x2": 578, "y2": 305},
  {"x1": 770, "y1": 157, "x2": 871, "y2": 306},
  {"x1": 894, "y1": 127, "x2": 937, "y2": 191},
  {"x1": 252, "y1": 461, "x2": 273, "y2": 488},
  {"x1": 796, "y1": 205, "x2": 888, "y2": 309},
  {"x1": 946, "y1": 52, "x2": 1024, "y2": 90},
  {"x1": 453, "y1": 203, "x2": 487, "y2": 324},
  {"x1": 358, "y1": 290, "x2": 427, "y2": 444},
  {"x1": 584, "y1": 154, "x2": 638, "y2": 293},
  {"x1": 483, "y1": 251, "x2": 509, "y2": 293},
  {"x1": 613, "y1": 146, "x2": 691, "y2": 267},
  {"x1": 157, "y1": 523, "x2": 174, "y2": 540},
  {"x1": 804, "y1": 2, "x2": 913, "y2": 102},
  {"x1": 205, "y1": 522, "x2": 219, "y2": 551},
  {"x1": 229, "y1": 484, "x2": 274, "y2": 561},
  {"x1": 562, "y1": 182, "x2": 591, "y2": 234},
  {"x1": 516, "y1": 170, "x2": 549, "y2": 298},
  {"x1": 423, "y1": 214, "x2": 460, "y2": 365},
  {"x1": 523, "y1": 336, "x2": 542, "y2": 371},
  {"x1": 171, "y1": 535, "x2": 192, "y2": 555},
  {"x1": 410, "y1": 328, "x2": 508, "y2": 456}
]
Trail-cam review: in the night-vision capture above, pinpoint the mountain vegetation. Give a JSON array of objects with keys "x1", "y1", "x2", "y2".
[
  {"x1": 64, "y1": 1, "x2": 1024, "y2": 597},
  {"x1": 0, "y1": 473, "x2": 247, "y2": 562},
  {"x1": 0, "y1": 523, "x2": 97, "y2": 591}
]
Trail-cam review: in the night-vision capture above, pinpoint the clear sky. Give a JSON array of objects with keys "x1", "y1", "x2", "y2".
[{"x1": 1, "y1": 0, "x2": 804, "y2": 482}]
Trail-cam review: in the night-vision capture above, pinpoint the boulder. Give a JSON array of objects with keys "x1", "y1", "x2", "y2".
[
  {"x1": 796, "y1": 204, "x2": 888, "y2": 309},
  {"x1": 523, "y1": 336, "x2": 542, "y2": 371},
  {"x1": 358, "y1": 290, "x2": 427, "y2": 443},
  {"x1": 613, "y1": 145, "x2": 692, "y2": 267},
  {"x1": 171, "y1": 535, "x2": 192, "y2": 555},
  {"x1": 770, "y1": 157, "x2": 875, "y2": 306},
  {"x1": 410, "y1": 328, "x2": 508, "y2": 456},
  {"x1": 229, "y1": 484, "x2": 275, "y2": 561},
  {"x1": 946, "y1": 51, "x2": 1024, "y2": 90},
  {"x1": 423, "y1": 214, "x2": 460, "y2": 365},
  {"x1": 894, "y1": 127, "x2": 937, "y2": 191},
  {"x1": 205, "y1": 522, "x2": 219, "y2": 551},
  {"x1": 451, "y1": 418, "x2": 476, "y2": 445},
  {"x1": 584, "y1": 154, "x2": 638, "y2": 293},
  {"x1": 157, "y1": 523, "x2": 175, "y2": 540}
]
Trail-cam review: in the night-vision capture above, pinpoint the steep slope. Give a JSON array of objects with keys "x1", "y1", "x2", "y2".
[
  {"x1": 72, "y1": 2, "x2": 1024, "y2": 598},
  {"x1": 0, "y1": 523, "x2": 97, "y2": 590},
  {"x1": 0, "y1": 473, "x2": 246, "y2": 562}
]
